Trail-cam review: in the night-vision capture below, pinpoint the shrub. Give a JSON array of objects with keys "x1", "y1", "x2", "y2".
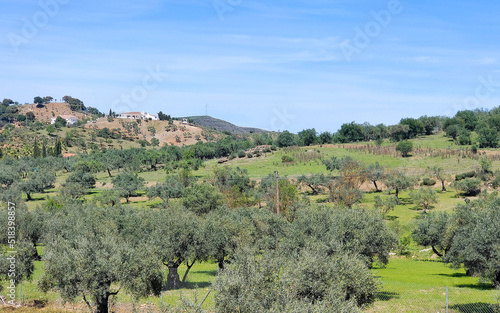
[
  {"x1": 396, "y1": 140, "x2": 413, "y2": 157},
  {"x1": 270, "y1": 145, "x2": 277, "y2": 151},
  {"x1": 454, "y1": 178, "x2": 481, "y2": 196},
  {"x1": 455, "y1": 171, "x2": 476, "y2": 181},
  {"x1": 246, "y1": 153, "x2": 253, "y2": 158},
  {"x1": 492, "y1": 175, "x2": 500, "y2": 189},
  {"x1": 228, "y1": 153, "x2": 236, "y2": 160},
  {"x1": 237, "y1": 150, "x2": 246, "y2": 158},
  {"x1": 281, "y1": 155, "x2": 294, "y2": 163},
  {"x1": 421, "y1": 178, "x2": 436, "y2": 186}
]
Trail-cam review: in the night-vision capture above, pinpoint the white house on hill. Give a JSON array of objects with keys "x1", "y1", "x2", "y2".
[
  {"x1": 117, "y1": 112, "x2": 158, "y2": 120},
  {"x1": 51, "y1": 115, "x2": 79, "y2": 125}
]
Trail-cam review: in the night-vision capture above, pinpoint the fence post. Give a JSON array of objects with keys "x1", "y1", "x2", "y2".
[
  {"x1": 446, "y1": 286, "x2": 449, "y2": 313},
  {"x1": 19, "y1": 282, "x2": 22, "y2": 305}
]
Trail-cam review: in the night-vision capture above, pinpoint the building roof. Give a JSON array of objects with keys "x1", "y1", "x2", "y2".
[{"x1": 119, "y1": 112, "x2": 142, "y2": 115}]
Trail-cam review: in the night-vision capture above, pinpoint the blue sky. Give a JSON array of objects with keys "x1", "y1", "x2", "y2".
[{"x1": 1, "y1": 0, "x2": 500, "y2": 133}]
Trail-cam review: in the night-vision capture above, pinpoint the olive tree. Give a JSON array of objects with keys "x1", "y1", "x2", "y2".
[
  {"x1": 147, "y1": 175, "x2": 184, "y2": 204},
  {"x1": 410, "y1": 187, "x2": 439, "y2": 214},
  {"x1": 182, "y1": 183, "x2": 224, "y2": 215},
  {"x1": 412, "y1": 211, "x2": 453, "y2": 257},
  {"x1": 445, "y1": 198, "x2": 500, "y2": 287},
  {"x1": 111, "y1": 171, "x2": 144, "y2": 202},
  {"x1": 40, "y1": 205, "x2": 163, "y2": 313},
  {"x1": 384, "y1": 171, "x2": 417, "y2": 203},
  {"x1": 150, "y1": 208, "x2": 207, "y2": 290}
]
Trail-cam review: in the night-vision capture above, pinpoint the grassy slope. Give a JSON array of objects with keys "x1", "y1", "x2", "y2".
[{"x1": 8, "y1": 134, "x2": 500, "y2": 311}]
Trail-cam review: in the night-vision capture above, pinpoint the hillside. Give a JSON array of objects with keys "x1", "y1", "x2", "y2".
[
  {"x1": 18, "y1": 102, "x2": 90, "y2": 123},
  {"x1": 86, "y1": 117, "x2": 211, "y2": 146},
  {"x1": 187, "y1": 115, "x2": 267, "y2": 134}
]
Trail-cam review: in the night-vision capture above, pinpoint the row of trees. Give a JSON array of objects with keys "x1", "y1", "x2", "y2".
[{"x1": 0, "y1": 197, "x2": 397, "y2": 313}]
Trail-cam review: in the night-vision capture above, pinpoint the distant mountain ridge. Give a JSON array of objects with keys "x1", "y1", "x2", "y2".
[{"x1": 186, "y1": 116, "x2": 268, "y2": 134}]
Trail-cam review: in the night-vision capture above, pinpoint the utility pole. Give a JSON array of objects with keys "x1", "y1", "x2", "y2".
[{"x1": 275, "y1": 171, "x2": 280, "y2": 215}]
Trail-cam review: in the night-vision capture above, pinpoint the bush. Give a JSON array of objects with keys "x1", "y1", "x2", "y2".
[
  {"x1": 228, "y1": 153, "x2": 236, "y2": 160},
  {"x1": 246, "y1": 153, "x2": 253, "y2": 158},
  {"x1": 282, "y1": 155, "x2": 294, "y2": 163},
  {"x1": 237, "y1": 150, "x2": 246, "y2": 158},
  {"x1": 455, "y1": 171, "x2": 476, "y2": 181},
  {"x1": 395, "y1": 141, "x2": 413, "y2": 157},
  {"x1": 270, "y1": 145, "x2": 278, "y2": 151},
  {"x1": 454, "y1": 178, "x2": 481, "y2": 196},
  {"x1": 421, "y1": 178, "x2": 436, "y2": 186},
  {"x1": 263, "y1": 147, "x2": 271, "y2": 153},
  {"x1": 471, "y1": 145, "x2": 478, "y2": 154},
  {"x1": 492, "y1": 175, "x2": 500, "y2": 189}
]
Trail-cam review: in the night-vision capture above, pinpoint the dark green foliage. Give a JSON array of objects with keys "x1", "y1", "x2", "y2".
[
  {"x1": 389, "y1": 124, "x2": 410, "y2": 142},
  {"x1": 276, "y1": 130, "x2": 297, "y2": 147},
  {"x1": 336, "y1": 122, "x2": 365, "y2": 143},
  {"x1": 25, "y1": 111, "x2": 35, "y2": 122},
  {"x1": 86, "y1": 106, "x2": 104, "y2": 116},
  {"x1": 477, "y1": 125, "x2": 499, "y2": 148},
  {"x1": 111, "y1": 171, "x2": 144, "y2": 202},
  {"x1": 33, "y1": 96, "x2": 44, "y2": 106},
  {"x1": 318, "y1": 131, "x2": 333, "y2": 144},
  {"x1": 422, "y1": 178, "x2": 437, "y2": 186},
  {"x1": 458, "y1": 129, "x2": 472, "y2": 145},
  {"x1": 395, "y1": 140, "x2": 413, "y2": 157},
  {"x1": 298, "y1": 128, "x2": 317, "y2": 146},
  {"x1": 454, "y1": 178, "x2": 481, "y2": 196},
  {"x1": 62, "y1": 95, "x2": 86, "y2": 111},
  {"x1": 399, "y1": 118, "x2": 424, "y2": 139},
  {"x1": 158, "y1": 111, "x2": 171, "y2": 121},
  {"x1": 66, "y1": 171, "x2": 96, "y2": 189},
  {"x1": 445, "y1": 124, "x2": 461, "y2": 140},
  {"x1": 147, "y1": 175, "x2": 184, "y2": 204},
  {"x1": 182, "y1": 183, "x2": 224, "y2": 215},
  {"x1": 455, "y1": 110, "x2": 478, "y2": 131},
  {"x1": 281, "y1": 155, "x2": 294, "y2": 163},
  {"x1": 455, "y1": 171, "x2": 476, "y2": 181}
]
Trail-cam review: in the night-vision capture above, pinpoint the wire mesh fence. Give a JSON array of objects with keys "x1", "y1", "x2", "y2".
[{"x1": 369, "y1": 285, "x2": 500, "y2": 313}]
